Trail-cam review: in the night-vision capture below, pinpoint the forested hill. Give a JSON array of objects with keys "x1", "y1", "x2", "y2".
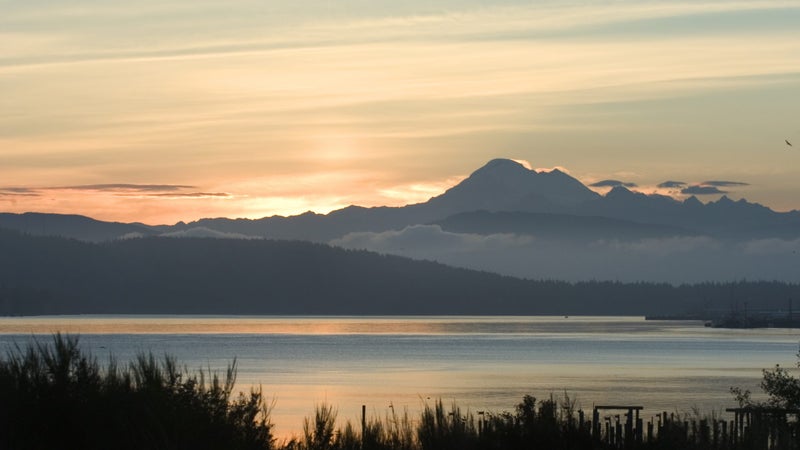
[{"x1": 0, "y1": 228, "x2": 797, "y2": 316}]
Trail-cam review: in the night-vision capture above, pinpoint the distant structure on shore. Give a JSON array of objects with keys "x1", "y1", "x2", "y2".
[{"x1": 648, "y1": 299, "x2": 799, "y2": 329}]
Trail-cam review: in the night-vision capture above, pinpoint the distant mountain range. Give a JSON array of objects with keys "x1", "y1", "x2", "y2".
[
  {"x1": 0, "y1": 212, "x2": 157, "y2": 242},
  {"x1": 2, "y1": 158, "x2": 799, "y2": 284},
  {"x1": 2, "y1": 159, "x2": 798, "y2": 243}
]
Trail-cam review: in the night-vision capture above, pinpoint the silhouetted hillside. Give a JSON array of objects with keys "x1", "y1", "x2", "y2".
[
  {"x1": 0, "y1": 212, "x2": 157, "y2": 241},
  {"x1": 0, "y1": 228, "x2": 537, "y2": 315},
  {"x1": 435, "y1": 211, "x2": 698, "y2": 240},
  {"x1": 1, "y1": 228, "x2": 798, "y2": 316}
]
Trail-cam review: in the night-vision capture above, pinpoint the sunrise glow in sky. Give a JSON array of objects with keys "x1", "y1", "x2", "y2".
[{"x1": 2, "y1": 0, "x2": 799, "y2": 224}]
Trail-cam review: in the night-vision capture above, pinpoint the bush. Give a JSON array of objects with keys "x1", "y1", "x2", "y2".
[{"x1": 0, "y1": 334, "x2": 274, "y2": 450}]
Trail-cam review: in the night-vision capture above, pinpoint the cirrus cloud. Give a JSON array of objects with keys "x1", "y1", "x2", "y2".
[
  {"x1": 701, "y1": 180, "x2": 750, "y2": 187},
  {"x1": 658, "y1": 180, "x2": 687, "y2": 189},
  {"x1": 55, "y1": 184, "x2": 194, "y2": 192},
  {"x1": 679, "y1": 179, "x2": 750, "y2": 195},
  {"x1": 0, "y1": 183, "x2": 232, "y2": 199},
  {"x1": 681, "y1": 185, "x2": 727, "y2": 195},
  {"x1": 148, "y1": 192, "x2": 232, "y2": 199},
  {"x1": 0, "y1": 187, "x2": 41, "y2": 197},
  {"x1": 589, "y1": 179, "x2": 638, "y2": 188}
]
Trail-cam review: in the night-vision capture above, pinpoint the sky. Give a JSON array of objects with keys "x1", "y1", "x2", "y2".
[{"x1": 2, "y1": 0, "x2": 799, "y2": 225}]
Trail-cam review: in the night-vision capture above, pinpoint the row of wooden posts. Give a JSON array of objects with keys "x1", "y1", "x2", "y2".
[
  {"x1": 358, "y1": 404, "x2": 800, "y2": 449},
  {"x1": 585, "y1": 405, "x2": 799, "y2": 448}
]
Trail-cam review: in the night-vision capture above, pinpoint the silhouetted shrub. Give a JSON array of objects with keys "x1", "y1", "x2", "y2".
[
  {"x1": 3, "y1": 335, "x2": 793, "y2": 450},
  {"x1": 302, "y1": 403, "x2": 337, "y2": 450},
  {"x1": 0, "y1": 334, "x2": 274, "y2": 450}
]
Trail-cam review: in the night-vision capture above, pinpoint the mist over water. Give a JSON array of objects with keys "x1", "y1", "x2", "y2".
[{"x1": 1, "y1": 316, "x2": 796, "y2": 439}]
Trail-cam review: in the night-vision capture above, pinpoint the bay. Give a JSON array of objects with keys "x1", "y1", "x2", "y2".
[{"x1": 0, "y1": 315, "x2": 797, "y2": 440}]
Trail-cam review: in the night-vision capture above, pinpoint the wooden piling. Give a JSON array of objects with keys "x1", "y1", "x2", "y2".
[
  {"x1": 625, "y1": 409, "x2": 633, "y2": 446},
  {"x1": 712, "y1": 419, "x2": 719, "y2": 448},
  {"x1": 593, "y1": 408, "x2": 600, "y2": 437},
  {"x1": 636, "y1": 417, "x2": 643, "y2": 444},
  {"x1": 722, "y1": 420, "x2": 728, "y2": 447},
  {"x1": 361, "y1": 404, "x2": 366, "y2": 443}
]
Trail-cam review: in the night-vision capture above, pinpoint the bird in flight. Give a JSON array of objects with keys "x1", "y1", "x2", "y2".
[{"x1": 787, "y1": 139, "x2": 793, "y2": 147}]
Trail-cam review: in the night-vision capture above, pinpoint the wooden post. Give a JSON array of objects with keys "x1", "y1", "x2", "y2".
[
  {"x1": 625, "y1": 409, "x2": 633, "y2": 446},
  {"x1": 739, "y1": 411, "x2": 744, "y2": 439},
  {"x1": 361, "y1": 404, "x2": 366, "y2": 443},
  {"x1": 722, "y1": 420, "x2": 728, "y2": 446},
  {"x1": 593, "y1": 408, "x2": 600, "y2": 438},
  {"x1": 657, "y1": 413, "x2": 663, "y2": 436},
  {"x1": 636, "y1": 417, "x2": 643, "y2": 444},
  {"x1": 712, "y1": 419, "x2": 719, "y2": 448}
]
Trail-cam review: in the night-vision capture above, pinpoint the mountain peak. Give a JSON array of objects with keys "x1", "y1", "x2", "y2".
[
  {"x1": 485, "y1": 158, "x2": 525, "y2": 167},
  {"x1": 422, "y1": 158, "x2": 600, "y2": 214},
  {"x1": 605, "y1": 185, "x2": 635, "y2": 198},
  {"x1": 472, "y1": 158, "x2": 531, "y2": 176},
  {"x1": 683, "y1": 195, "x2": 703, "y2": 207},
  {"x1": 716, "y1": 195, "x2": 733, "y2": 205},
  {"x1": 457, "y1": 158, "x2": 542, "y2": 196}
]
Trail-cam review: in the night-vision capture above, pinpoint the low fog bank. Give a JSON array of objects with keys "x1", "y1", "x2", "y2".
[
  {"x1": 331, "y1": 225, "x2": 800, "y2": 284},
  {"x1": 157, "y1": 227, "x2": 262, "y2": 239}
]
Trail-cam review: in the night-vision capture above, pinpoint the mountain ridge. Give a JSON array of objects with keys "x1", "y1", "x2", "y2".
[
  {"x1": 1, "y1": 227, "x2": 797, "y2": 316},
  {"x1": 1, "y1": 158, "x2": 798, "y2": 242}
]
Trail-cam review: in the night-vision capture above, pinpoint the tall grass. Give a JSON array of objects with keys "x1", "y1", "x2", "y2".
[
  {"x1": 0, "y1": 334, "x2": 274, "y2": 450},
  {"x1": 290, "y1": 396, "x2": 799, "y2": 450},
  {"x1": 3, "y1": 335, "x2": 797, "y2": 449}
]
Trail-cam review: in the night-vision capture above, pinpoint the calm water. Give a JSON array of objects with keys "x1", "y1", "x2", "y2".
[{"x1": 0, "y1": 315, "x2": 798, "y2": 439}]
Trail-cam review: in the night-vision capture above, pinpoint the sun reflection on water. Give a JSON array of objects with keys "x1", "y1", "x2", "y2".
[{"x1": 0, "y1": 315, "x2": 796, "y2": 440}]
